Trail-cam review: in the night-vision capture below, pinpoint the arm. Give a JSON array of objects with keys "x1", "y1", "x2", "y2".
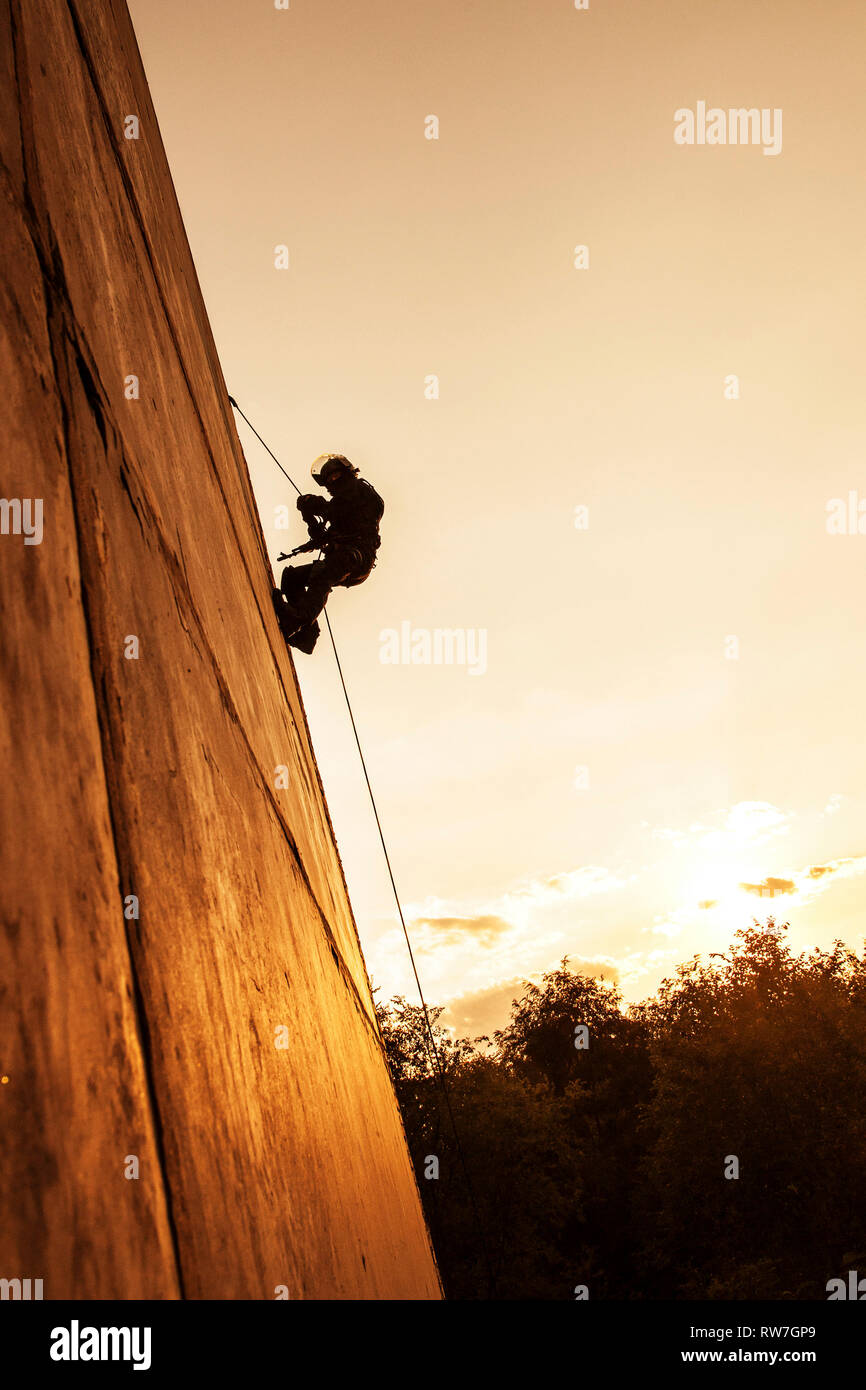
[{"x1": 297, "y1": 493, "x2": 329, "y2": 545}]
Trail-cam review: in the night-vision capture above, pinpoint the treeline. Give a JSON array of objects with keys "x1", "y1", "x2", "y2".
[{"x1": 376, "y1": 920, "x2": 866, "y2": 1299}]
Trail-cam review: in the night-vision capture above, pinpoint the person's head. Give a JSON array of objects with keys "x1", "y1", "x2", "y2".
[{"x1": 311, "y1": 454, "x2": 358, "y2": 493}]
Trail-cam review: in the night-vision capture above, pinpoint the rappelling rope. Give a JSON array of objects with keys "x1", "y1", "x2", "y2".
[
  {"x1": 229, "y1": 396, "x2": 495, "y2": 1294},
  {"x1": 229, "y1": 397, "x2": 300, "y2": 494}
]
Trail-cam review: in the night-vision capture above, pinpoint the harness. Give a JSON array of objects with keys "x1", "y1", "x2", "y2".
[{"x1": 297, "y1": 477, "x2": 383, "y2": 586}]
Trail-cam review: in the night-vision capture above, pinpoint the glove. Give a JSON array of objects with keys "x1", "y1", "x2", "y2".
[{"x1": 297, "y1": 494, "x2": 326, "y2": 519}]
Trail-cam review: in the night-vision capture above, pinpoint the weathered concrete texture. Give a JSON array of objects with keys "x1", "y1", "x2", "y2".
[{"x1": 0, "y1": 0, "x2": 441, "y2": 1299}]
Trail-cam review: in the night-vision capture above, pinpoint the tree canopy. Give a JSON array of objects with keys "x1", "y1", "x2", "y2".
[{"x1": 376, "y1": 920, "x2": 866, "y2": 1299}]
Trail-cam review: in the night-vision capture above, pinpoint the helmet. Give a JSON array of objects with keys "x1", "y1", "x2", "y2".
[{"x1": 311, "y1": 453, "x2": 357, "y2": 486}]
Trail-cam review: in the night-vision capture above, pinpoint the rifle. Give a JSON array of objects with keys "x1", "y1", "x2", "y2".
[{"x1": 276, "y1": 540, "x2": 320, "y2": 562}]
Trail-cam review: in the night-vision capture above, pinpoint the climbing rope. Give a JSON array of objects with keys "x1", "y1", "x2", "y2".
[
  {"x1": 228, "y1": 397, "x2": 300, "y2": 493},
  {"x1": 230, "y1": 395, "x2": 496, "y2": 1295}
]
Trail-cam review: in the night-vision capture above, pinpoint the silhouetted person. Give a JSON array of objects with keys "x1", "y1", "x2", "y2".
[{"x1": 272, "y1": 454, "x2": 384, "y2": 652}]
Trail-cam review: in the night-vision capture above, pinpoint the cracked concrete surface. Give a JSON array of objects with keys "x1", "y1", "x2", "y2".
[{"x1": 0, "y1": 0, "x2": 441, "y2": 1299}]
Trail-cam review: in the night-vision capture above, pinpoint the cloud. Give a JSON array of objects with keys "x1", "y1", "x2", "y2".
[
  {"x1": 500, "y1": 865, "x2": 625, "y2": 916},
  {"x1": 440, "y1": 958, "x2": 622, "y2": 1039},
  {"x1": 724, "y1": 801, "x2": 791, "y2": 840},
  {"x1": 368, "y1": 863, "x2": 630, "y2": 1026},
  {"x1": 739, "y1": 876, "x2": 795, "y2": 898},
  {"x1": 402, "y1": 865, "x2": 625, "y2": 954},
  {"x1": 412, "y1": 914, "x2": 511, "y2": 946},
  {"x1": 792, "y1": 856, "x2": 866, "y2": 900},
  {"x1": 439, "y1": 978, "x2": 528, "y2": 1038},
  {"x1": 652, "y1": 801, "x2": 792, "y2": 851}
]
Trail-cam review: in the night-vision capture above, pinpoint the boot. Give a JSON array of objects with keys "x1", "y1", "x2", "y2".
[
  {"x1": 273, "y1": 588, "x2": 319, "y2": 652},
  {"x1": 288, "y1": 620, "x2": 321, "y2": 654},
  {"x1": 272, "y1": 587, "x2": 302, "y2": 635}
]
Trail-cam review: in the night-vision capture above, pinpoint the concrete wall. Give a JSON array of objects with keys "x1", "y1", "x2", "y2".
[{"x1": 0, "y1": 0, "x2": 440, "y2": 1300}]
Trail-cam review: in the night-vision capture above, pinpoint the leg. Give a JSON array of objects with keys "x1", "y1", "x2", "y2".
[
  {"x1": 282, "y1": 555, "x2": 344, "y2": 627},
  {"x1": 281, "y1": 559, "x2": 317, "y2": 604}
]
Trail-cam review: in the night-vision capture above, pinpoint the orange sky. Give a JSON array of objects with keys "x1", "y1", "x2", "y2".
[{"x1": 129, "y1": 0, "x2": 866, "y2": 1036}]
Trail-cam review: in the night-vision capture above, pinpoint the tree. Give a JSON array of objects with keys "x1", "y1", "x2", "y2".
[
  {"x1": 374, "y1": 921, "x2": 866, "y2": 1300},
  {"x1": 376, "y1": 992, "x2": 584, "y2": 1298},
  {"x1": 496, "y1": 963, "x2": 653, "y2": 1296},
  {"x1": 633, "y1": 920, "x2": 866, "y2": 1298}
]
